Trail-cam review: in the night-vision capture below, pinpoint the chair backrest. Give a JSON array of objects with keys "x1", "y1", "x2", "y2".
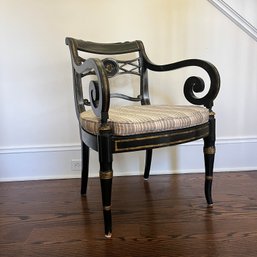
[{"x1": 66, "y1": 38, "x2": 150, "y2": 120}]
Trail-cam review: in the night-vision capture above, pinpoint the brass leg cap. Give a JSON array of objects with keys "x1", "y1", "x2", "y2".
[{"x1": 105, "y1": 232, "x2": 112, "y2": 239}]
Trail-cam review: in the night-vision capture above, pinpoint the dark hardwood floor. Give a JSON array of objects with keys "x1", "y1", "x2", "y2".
[{"x1": 1, "y1": 171, "x2": 257, "y2": 257}]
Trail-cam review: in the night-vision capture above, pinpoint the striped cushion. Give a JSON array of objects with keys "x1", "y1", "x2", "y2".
[{"x1": 80, "y1": 105, "x2": 209, "y2": 136}]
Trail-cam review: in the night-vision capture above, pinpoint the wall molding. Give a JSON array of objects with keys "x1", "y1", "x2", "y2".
[
  {"x1": 208, "y1": 0, "x2": 257, "y2": 41},
  {"x1": 1, "y1": 136, "x2": 257, "y2": 181},
  {"x1": 0, "y1": 144, "x2": 80, "y2": 154},
  {"x1": 1, "y1": 137, "x2": 257, "y2": 154}
]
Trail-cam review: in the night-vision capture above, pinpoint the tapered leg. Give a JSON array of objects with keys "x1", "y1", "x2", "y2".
[
  {"x1": 203, "y1": 112, "x2": 216, "y2": 206},
  {"x1": 100, "y1": 170, "x2": 113, "y2": 238},
  {"x1": 98, "y1": 126, "x2": 113, "y2": 238},
  {"x1": 81, "y1": 142, "x2": 89, "y2": 195},
  {"x1": 144, "y1": 149, "x2": 152, "y2": 179}
]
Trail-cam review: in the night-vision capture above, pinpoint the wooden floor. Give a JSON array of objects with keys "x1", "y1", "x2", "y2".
[{"x1": 1, "y1": 171, "x2": 257, "y2": 257}]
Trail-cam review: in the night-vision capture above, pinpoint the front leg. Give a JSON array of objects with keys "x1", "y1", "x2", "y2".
[
  {"x1": 203, "y1": 111, "x2": 216, "y2": 206},
  {"x1": 98, "y1": 125, "x2": 113, "y2": 238}
]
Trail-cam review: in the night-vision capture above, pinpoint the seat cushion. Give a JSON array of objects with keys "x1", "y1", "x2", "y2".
[{"x1": 80, "y1": 105, "x2": 209, "y2": 136}]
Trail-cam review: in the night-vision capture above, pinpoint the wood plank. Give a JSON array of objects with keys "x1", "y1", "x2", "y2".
[{"x1": 1, "y1": 171, "x2": 257, "y2": 257}]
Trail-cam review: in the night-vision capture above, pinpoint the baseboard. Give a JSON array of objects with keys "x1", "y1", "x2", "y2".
[{"x1": 1, "y1": 137, "x2": 257, "y2": 181}]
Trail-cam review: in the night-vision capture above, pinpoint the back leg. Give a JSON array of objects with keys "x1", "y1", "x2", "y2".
[
  {"x1": 144, "y1": 149, "x2": 152, "y2": 180},
  {"x1": 81, "y1": 141, "x2": 89, "y2": 195}
]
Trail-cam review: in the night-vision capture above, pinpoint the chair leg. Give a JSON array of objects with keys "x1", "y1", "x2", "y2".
[
  {"x1": 144, "y1": 149, "x2": 152, "y2": 180},
  {"x1": 81, "y1": 142, "x2": 89, "y2": 195},
  {"x1": 100, "y1": 171, "x2": 113, "y2": 238},
  {"x1": 203, "y1": 112, "x2": 216, "y2": 207},
  {"x1": 98, "y1": 126, "x2": 113, "y2": 238}
]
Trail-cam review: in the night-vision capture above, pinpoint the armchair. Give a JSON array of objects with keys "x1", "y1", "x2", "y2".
[{"x1": 65, "y1": 37, "x2": 220, "y2": 238}]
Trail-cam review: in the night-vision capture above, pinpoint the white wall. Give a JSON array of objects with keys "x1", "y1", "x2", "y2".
[{"x1": 1, "y1": 0, "x2": 257, "y2": 181}]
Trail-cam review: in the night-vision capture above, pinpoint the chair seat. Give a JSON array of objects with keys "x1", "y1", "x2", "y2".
[{"x1": 80, "y1": 105, "x2": 209, "y2": 136}]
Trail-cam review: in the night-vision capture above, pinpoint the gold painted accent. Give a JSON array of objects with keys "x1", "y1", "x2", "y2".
[
  {"x1": 115, "y1": 136, "x2": 203, "y2": 152},
  {"x1": 114, "y1": 126, "x2": 209, "y2": 152},
  {"x1": 99, "y1": 124, "x2": 111, "y2": 132},
  {"x1": 103, "y1": 205, "x2": 111, "y2": 211},
  {"x1": 106, "y1": 64, "x2": 113, "y2": 73},
  {"x1": 204, "y1": 146, "x2": 216, "y2": 155},
  {"x1": 205, "y1": 176, "x2": 213, "y2": 180},
  {"x1": 105, "y1": 232, "x2": 112, "y2": 238},
  {"x1": 209, "y1": 111, "x2": 216, "y2": 116},
  {"x1": 100, "y1": 171, "x2": 113, "y2": 180}
]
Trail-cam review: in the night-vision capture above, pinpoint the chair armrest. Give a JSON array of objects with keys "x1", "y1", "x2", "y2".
[
  {"x1": 74, "y1": 58, "x2": 110, "y2": 123},
  {"x1": 142, "y1": 53, "x2": 220, "y2": 109},
  {"x1": 66, "y1": 38, "x2": 110, "y2": 123}
]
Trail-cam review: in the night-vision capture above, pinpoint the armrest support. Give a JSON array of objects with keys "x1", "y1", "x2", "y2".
[{"x1": 66, "y1": 38, "x2": 110, "y2": 123}]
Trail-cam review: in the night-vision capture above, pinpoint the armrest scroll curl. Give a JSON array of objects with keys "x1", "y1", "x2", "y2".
[{"x1": 74, "y1": 58, "x2": 110, "y2": 123}]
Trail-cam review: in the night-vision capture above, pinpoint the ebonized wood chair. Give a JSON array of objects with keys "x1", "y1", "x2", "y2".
[{"x1": 65, "y1": 37, "x2": 220, "y2": 238}]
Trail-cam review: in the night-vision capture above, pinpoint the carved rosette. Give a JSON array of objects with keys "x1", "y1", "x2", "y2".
[{"x1": 103, "y1": 58, "x2": 119, "y2": 77}]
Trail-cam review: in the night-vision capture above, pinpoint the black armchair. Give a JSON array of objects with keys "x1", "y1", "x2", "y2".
[{"x1": 65, "y1": 37, "x2": 220, "y2": 238}]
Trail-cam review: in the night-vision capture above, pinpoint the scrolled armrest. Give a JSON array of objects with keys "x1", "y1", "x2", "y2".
[
  {"x1": 66, "y1": 37, "x2": 110, "y2": 123},
  {"x1": 74, "y1": 58, "x2": 110, "y2": 123},
  {"x1": 144, "y1": 57, "x2": 220, "y2": 109}
]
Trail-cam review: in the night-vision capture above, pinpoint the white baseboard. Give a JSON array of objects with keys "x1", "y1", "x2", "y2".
[{"x1": 0, "y1": 137, "x2": 257, "y2": 181}]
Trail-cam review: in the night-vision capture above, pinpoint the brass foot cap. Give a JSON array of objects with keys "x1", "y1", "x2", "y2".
[{"x1": 105, "y1": 232, "x2": 112, "y2": 239}]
